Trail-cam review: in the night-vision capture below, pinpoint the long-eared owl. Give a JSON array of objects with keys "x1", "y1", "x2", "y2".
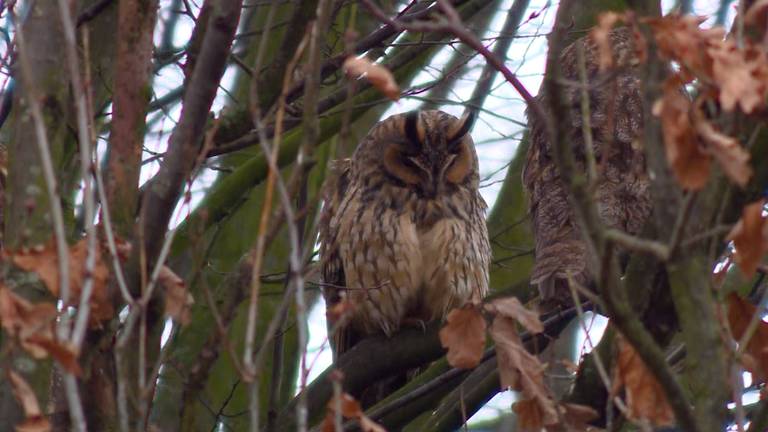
[
  {"x1": 319, "y1": 109, "x2": 491, "y2": 356},
  {"x1": 524, "y1": 27, "x2": 652, "y2": 307}
]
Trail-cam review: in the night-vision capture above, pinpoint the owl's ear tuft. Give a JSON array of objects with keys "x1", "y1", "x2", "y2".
[
  {"x1": 447, "y1": 110, "x2": 476, "y2": 148},
  {"x1": 404, "y1": 111, "x2": 425, "y2": 147}
]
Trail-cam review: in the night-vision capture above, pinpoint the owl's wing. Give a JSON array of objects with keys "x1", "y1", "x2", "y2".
[
  {"x1": 318, "y1": 158, "x2": 360, "y2": 357},
  {"x1": 523, "y1": 112, "x2": 589, "y2": 305}
]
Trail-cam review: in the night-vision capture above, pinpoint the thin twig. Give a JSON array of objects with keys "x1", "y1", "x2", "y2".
[
  {"x1": 359, "y1": 0, "x2": 547, "y2": 125},
  {"x1": 76, "y1": 0, "x2": 115, "y2": 27},
  {"x1": 56, "y1": 0, "x2": 98, "y2": 351},
  {"x1": 11, "y1": 8, "x2": 83, "y2": 428},
  {"x1": 604, "y1": 229, "x2": 670, "y2": 261},
  {"x1": 575, "y1": 42, "x2": 598, "y2": 190},
  {"x1": 244, "y1": 20, "x2": 310, "y2": 432},
  {"x1": 242, "y1": 0, "x2": 284, "y2": 379},
  {"x1": 566, "y1": 274, "x2": 631, "y2": 420},
  {"x1": 667, "y1": 192, "x2": 696, "y2": 257}
]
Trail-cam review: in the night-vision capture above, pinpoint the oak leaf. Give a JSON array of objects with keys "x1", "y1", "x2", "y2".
[
  {"x1": 439, "y1": 305, "x2": 486, "y2": 369},
  {"x1": 343, "y1": 56, "x2": 400, "y2": 101},
  {"x1": 612, "y1": 336, "x2": 674, "y2": 426},
  {"x1": 0, "y1": 287, "x2": 81, "y2": 375},
  {"x1": 485, "y1": 297, "x2": 543, "y2": 334},
  {"x1": 708, "y1": 38, "x2": 768, "y2": 113},
  {"x1": 590, "y1": 12, "x2": 625, "y2": 70},
  {"x1": 320, "y1": 392, "x2": 385, "y2": 432},
  {"x1": 159, "y1": 266, "x2": 193, "y2": 326},
  {"x1": 513, "y1": 398, "x2": 557, "y2": 432},
  {"x1": 490, "y1": 316, "x2": 546, "y2": 392},
  {"x1": 693, "y1": 107, "x2": 752, "y2": 187},
  {"x1": 552, "y1": 403, "x2": 599, "y2": 431},
  {"x1": 746, "y1": 0, "x2": 768, "y2": 29},
  {"x1": 491, "y1": 316, "x2": 557, "y2": 429},
  {"x1": 9, "y1": 238, "x2": 113, "y2": 326},
  {"x1": 647, "y1": 15, "x2": 723, "y2": 80},
  {"x1": 728, "y1": 293, "x2": 768, "y2": 382},
  {"x1": 727, "y1": 200, "x2": 768, "y2": 278},
  {"x1": 654, "y1": 76, "x2": 710, "y2": 190},
  {"x1": 8, "y1": 370, "x2": 51, "y2": 432}
]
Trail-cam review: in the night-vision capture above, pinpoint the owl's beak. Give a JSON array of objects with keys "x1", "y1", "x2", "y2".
[{"x1": 420, "y1": 176, "x2": 439, "y2": 199}]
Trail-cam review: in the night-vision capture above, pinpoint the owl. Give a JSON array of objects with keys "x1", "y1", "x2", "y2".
[
  {"x1": 523, "y1": 27, "x2": 652, "y2": 307},
  {"x1": 318, "y1": 109, "x2": 491, "y2": 358}
]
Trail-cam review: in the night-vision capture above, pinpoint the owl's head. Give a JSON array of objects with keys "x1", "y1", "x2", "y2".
[{"x1": 355, "y1": 110, "x2": 479, "y2": 198}]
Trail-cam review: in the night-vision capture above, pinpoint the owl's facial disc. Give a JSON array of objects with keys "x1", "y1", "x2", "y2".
[{"x1": 384, "y1": 110, "x2": 474, "y2": 195}]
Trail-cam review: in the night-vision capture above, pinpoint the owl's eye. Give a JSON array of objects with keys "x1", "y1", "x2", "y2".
[
  {"x1": 444, "y1": 142, "x2": 472, "y2": 184},
  {"x1": 384, "y1": 146, "x2": 423, "y2": 185}
]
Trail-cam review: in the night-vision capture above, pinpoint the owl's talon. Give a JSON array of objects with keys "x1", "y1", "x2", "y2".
[{"x1": 402, "y1": 318, "x2": 428, "y2": 333}]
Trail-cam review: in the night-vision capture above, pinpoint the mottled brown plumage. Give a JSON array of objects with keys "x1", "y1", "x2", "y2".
[
  {"x1": 523, "y1": 28, "x2": 651, "y2": 306},
  {"x1": 318, "y1": 110, "x2": 490, "y2": 358}
]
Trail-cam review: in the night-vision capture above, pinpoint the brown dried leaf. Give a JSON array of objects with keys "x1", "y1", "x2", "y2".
[
  {"x1": 439, "y1": 305, "x2": 486, "y2": 369},
  {"x1": 9, "y1": 238, "x2": 113, "y2": 326},
  {"x1": 159, "y1": 266, "x2": 193, "y2": 326},
  {"x1": 491, "y1": 316, "x2": 558, "y2": 429},
  {"x1": 358, "y1": 416, "x2": 386, "y2": 432},
  {"x1": 15, "y1": 417, "x2": 51, "y2": 432},
  {"x1": 553, "y1": 403, "x2": 599, "y2": 431},
  {"x1": 343, "y1": 56, "x2": 400, "y2": 101},
  {"x1": 0, "y1": 287, "x2": 82, "y2": 375},
  {"x1": 486, "y1": 297, "x2": 543, "y2": 334},
  {"x1": 326, "y1": 299, "x2": 355, "y2": 324},
  {"x1": 0, "y1": 286, "x2": 55, "y2": 340},
  {"x1": 708, "y1": 38, "x2": 768, "y2": 113},
  {"x1": 692, "y1": 111, "x2": 752, "y2": 187},
  {"x1": 727, "y1": 199, "x2": 768, "y2": 278},
  {"x1": 728, "y1": 293, "x2": 768, "y2": 382},
  {"x1": 321, "y1": 393, "x2": 386, "y2": 432},
  {"x1": 26, "y1": 335, "x2": 82, "y2": 376},
  {"x1": 746, "y1": 0, "x2": 768, "y2": 29},
  {"x1": 613, "y1": 336, "x2": 674, "y2": 426},
  {"x1": 654, "y1": 76, "x2": 711, "y2": 190},
  {"x1": 8, "y1": 371, "x2": 51, "y2": 432},
  {"x1": 590, "y1": 12, "x2": 624, "y2": 70},
  {"x1": 513, "y1": 398, "x2": 557, "y2": 431},
  {"x1": 646, "y1": 15, "x2": 723, "y2": 79},
  {"x1": 491, "y1": 316, "x2": 522, "y2": 390}
]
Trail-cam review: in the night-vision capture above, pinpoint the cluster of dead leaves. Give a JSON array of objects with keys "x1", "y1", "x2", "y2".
[
  {"x1": 649, "y1": 14, "x2": 768, "y2": 114},
  {"x1": 0, "y1": 287, "x2": 81, "y2": 376},
  {"x1": 320, "y1": 392, "x2": 385, "y2": 432},
  {"x1": 611, "y1": 336, "x2": 675, "y2": 426},
  {"x1": 0, "y1": 237, "x2": 192, "y2": 430},
  {"x1": 0, "y1": 238, "x2": 192, "y2": 412},
  {"x1": 9, "y1": 239, "x2": 113, "y2": 326},
  {"x1": 343, "y1": 56, "x2": 400, "y2": 101},
  {"x1": 592, "y1": 13, "x2": 758, "y2": 191},
  {"x1": 439, "y1": 298, "x2": 597, "y2": 431},
  {"x1": 4, "y1": 237, "x2": 193, "y2": 328},
  {"x1": 647, "y1": 15, "x2": 756, "y2": 190}
]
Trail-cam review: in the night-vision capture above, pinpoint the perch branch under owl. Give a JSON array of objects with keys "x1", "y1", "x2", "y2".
[{"x1": 273, "y1": 299, "x2": 582, "y2": 431}]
